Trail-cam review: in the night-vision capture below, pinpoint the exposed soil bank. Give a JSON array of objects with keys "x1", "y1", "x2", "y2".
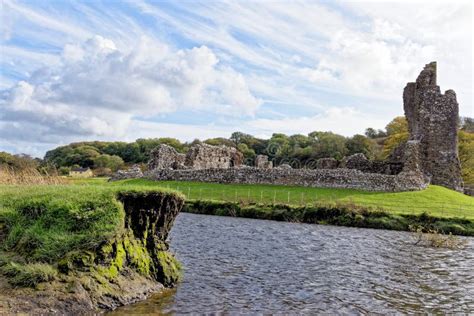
[
  {"x1": 0, "y1": 187, "x2": 184, "y2": 314},
  {"x1": 183, "y1": 200, "x2": 474, "y2": 236}
]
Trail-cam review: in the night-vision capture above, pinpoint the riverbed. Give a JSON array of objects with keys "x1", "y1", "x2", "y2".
[{"x1": 111, "y1": 213, "x2": 474, "y2": 314}]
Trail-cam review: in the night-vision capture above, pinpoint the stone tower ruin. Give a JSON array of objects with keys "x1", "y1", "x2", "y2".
[{"x1": 403, "y1": 62, "x2": 463, "y2": 192}]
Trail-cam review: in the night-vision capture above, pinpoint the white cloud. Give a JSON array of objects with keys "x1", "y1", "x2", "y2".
[
  {"x1": 123, "y1": 107, "x2": 389, "y2": 145},
  {"x1": 1, "y1": 0, "x2": 472, "y2": 157},
  {"x1": 245, "y1": 107, "x2": 388, "y2": 137},
  {"x1": 0, "y1": 35, "x2": 261, "y2": 144}
]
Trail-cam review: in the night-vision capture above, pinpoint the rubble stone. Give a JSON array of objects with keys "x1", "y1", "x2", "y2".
[
  {"x1": 148, "y1": 144, "x2": 185, "y2": 170},
  {"x1": 145, "y1": 167, "x2": 428, "y2": 192},
  {"x1": 255, "y1": 155, "x2": 273, "y2": 169},
  {"x1": 109, "y1": 165, "x2": 143, "y2": 181},
  {"x1": 184, "y1": 144, "x2": 243, "y2": 169},
  {"x1": 316, "y1": 158, "x2": 338, "y2": 169}
]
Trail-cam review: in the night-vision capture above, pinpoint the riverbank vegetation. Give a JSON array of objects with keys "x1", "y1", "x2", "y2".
[
  {"x1": 181, "y1": 200, "x2": 474, "y2": 236},
  {"x1": 112, "y1": 179, "x2": 474, "y2": 220},
  {"x1": 0, "y1": 183, "x2": 184, "y2": 312}
]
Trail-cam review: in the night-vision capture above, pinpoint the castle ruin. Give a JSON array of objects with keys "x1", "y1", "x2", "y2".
[
  {"x1": 111, "y1": 62, "x2": 463, "y2": 193},
  {"x1": 403, "y1": 62, "x2": 463, "y2": 191}
]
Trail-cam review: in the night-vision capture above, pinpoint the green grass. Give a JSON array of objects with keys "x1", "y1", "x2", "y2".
[
  {"x1": 0, "y1": 184, "x2": 183, "y2": 262},
  {"x1": 110, "y1": 179, "x2": 474, "y2": 219},
  {"x1": 0, "y1": 260, "x2": 57, "y2": 287}
]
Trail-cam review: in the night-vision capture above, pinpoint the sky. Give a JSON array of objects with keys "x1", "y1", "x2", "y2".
[{"x1": 0, "y1": 0, "x2": 473, "y2": 158}]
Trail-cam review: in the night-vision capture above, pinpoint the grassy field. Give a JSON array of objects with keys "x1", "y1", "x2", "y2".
[{"x1": 101, "y1": 179, "x2": 474, "y2": 219}]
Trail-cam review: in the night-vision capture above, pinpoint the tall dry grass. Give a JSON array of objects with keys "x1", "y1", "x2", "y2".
[{"x1": 0, "y1": 166, "x2": 67, "y2": 185}]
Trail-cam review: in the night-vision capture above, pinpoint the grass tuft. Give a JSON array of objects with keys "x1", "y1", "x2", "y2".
[{"x1": 1, "y1": 261, "x2": 57, "y2": 287}]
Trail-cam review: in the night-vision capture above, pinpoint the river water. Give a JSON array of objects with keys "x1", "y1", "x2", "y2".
[{"x1": 112, "y1": 213, "x2": 474, "y2": 314}]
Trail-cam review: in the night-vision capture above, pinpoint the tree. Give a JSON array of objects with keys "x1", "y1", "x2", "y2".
[
  {"x1": 103, "y1": 142, "x2": 128, "y2": 158},
  {"x1": 157, "y1": 138, "x2": 185, "y2": 152},
  {"x1": 94, "y1": 154, "x2": 124, "y2": 171},
  {"x1": 204, "y1": 138, "x2": 235, "y2": 147},
  {"x1": 0, "y1": 152, "x2": 40, "y2": 169},
  {"x1": 237, "y1": 143, "x2": 256, "y2": 161},
  {"x1": 346, "y1": 134, "x2": 377, "y2": 159},
  {"x1": 458, "y1": 130, "x2": 474, "y2": 185},
  {"x1": 121, "y1": 143, "x2": 143, "y2": 163},
  {"x1": 365, "y1": 128, "x2": 377, "y2": 138},
  {"x1": 381, "y1": 117, "x2": 409, "y2": 158},
  {"x1": 386, "y1": 116, "x2": 408, "y2": 136},
  {"x1": 460, "y1": 117, "x2": 474, "y2": 133},
  {"x1": 308, "y1": 131, "x2": 347, "y2": 160},
  {"x1": 230, "y1": 132, "x2": 253, "y2": 146}
]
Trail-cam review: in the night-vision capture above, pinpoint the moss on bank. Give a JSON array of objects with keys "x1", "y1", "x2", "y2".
[
  {"x1": 183, "y1": 200, "x2": 474, "y2": 236},
  {"x1": 0, "y1": 185, "x2": 184, "y2": 312}
]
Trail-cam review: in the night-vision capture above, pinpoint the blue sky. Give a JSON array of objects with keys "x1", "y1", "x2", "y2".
[{"x1": 0, "y1": 0, "x2": 472, "y2": 157}]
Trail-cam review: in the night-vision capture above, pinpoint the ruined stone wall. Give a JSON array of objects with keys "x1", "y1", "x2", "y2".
[
  {"x1": 109, "y1": 165, "x2": 143, "y2": 181},
  {"x1": 255, "y1": 155, "x2": 273, "y2": 169},
  {"x1": 148, "y1": 144, "x2": 185, "y2": 170},
  {"x1": 145, "y1": 167, "x2": 428, "y2": 192},
  {"x1": 403, "y1": 62, "x2": 463, "y2": 191},
  {"x1": 185, "y1": 144, "x2": 243, "y2": 169}
]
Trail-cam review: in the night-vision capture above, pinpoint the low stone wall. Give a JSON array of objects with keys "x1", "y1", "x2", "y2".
[
  {"x1": 109, "y1": 165, "x2": 143, "y2": 181},
  {"x1": 145, "y1": 167, "x2": 428, "y2": 192}
]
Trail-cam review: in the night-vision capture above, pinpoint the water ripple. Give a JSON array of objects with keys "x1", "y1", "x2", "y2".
[{"x1": 111, "y1": 213, "x2": 474, "y2": 314}]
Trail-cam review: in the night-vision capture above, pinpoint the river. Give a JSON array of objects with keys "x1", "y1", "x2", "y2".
[{"x1": 111, "y1": 213, "x2": 474, "y2": 314}]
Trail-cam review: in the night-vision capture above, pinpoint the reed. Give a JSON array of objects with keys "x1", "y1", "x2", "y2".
[{"x1": 0, "y1": 166, "x2": 66, "y2": 185}]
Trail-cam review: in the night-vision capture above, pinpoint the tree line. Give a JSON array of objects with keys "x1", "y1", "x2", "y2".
[{"x1": 1, "y1": 116, "x2": 473, "y2": 184}]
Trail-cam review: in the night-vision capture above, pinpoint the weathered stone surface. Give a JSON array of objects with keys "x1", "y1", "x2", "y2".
[
  {"x1": 145, "y1": 167, "x2": 428, "y2": 192},
  {"x1": 109, "y1": 165, "x2": 143, "y2": 181},
  {"x1": 400, "y1": 140, "x2": 423, "y2": 175},
  {"x1": 403, "y1": 62, "x2": 463, "y2": 191},
  {"x1": 340, "y1": 153, "x2": 370, "y2": 171},
  {"x1": 148, "y1": 144, "x2": 185, "y2": 170},
  {"x1": 255, "y1": 155, "x2": 273, "y2": 169},
  {"x1": 316, "y1": 158, "x2": 338, "y2": 169},
  {"x1": 276, "y1": 163, "x2": 292, "y2": 170},
  {"x1": 387, "y1": 142, "x2": 408, "y2": 174},
  {"x1": 184, "y1": 144, "x2": 243, "y2": 169}
]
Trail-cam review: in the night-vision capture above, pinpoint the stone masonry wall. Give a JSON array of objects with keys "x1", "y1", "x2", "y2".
[
  {"x1": 403, "y1": 62, "x2": 463, "y2": 191},
  {"x1": 145, "y1": 167, "x2": 428, "y2": 192},
  {"x1": 148, "y1": 144, "x2": 185, "y2": 170},
  {"x1": 185, "y1": 144, "x2": 244, "y2": 169}
]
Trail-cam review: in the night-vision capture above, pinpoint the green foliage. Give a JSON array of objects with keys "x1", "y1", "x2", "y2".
[
  {"x1": 385, "y1": 116, "x2": 408, "y2": 136},
  {"x1": 183, "y1": 200, "x2": 474, "y2": 236},
  {"x1": 40, "y1": 115, "x2": 472, "y2": 181},
  {"x1": 458, "y1": 131, "x2": 474, "y2": 185},
  {"x1": 0, "y1": 260, "x2": 57, "y2": 287},
  {"x1": 94, "y1": 154, "x2": 124, "y2": 172},
  {"x1": 364, "y1": 128, "x2": 387, "y2": 139},
  {"x1": 346, "y1": 134, "x2": 378, "y2": 159},
  {"x1": 237, "y1": 143, "x2": 256, "y2": 160},
  {"x1": 0, "y1": 185, "x2": 181, "y2": 262},
  {"x1": 204, "y1": 137, "x2": 235, "y2": 147},
  {"x1": 460, "y1": 116, "x2": 474, "y2": 133},
  {"x1": 0, "y1": 152, "x2": 40, "y2": 170},
  {"x1": 117, "y1": 179, "x2": 474, "y2": 220},
  {"x1": 309, "y1": 131, "x2": 347, "y2": 160},
  {"x1": 44, "y1": 138, "x2": 188, "y2": 168}
]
